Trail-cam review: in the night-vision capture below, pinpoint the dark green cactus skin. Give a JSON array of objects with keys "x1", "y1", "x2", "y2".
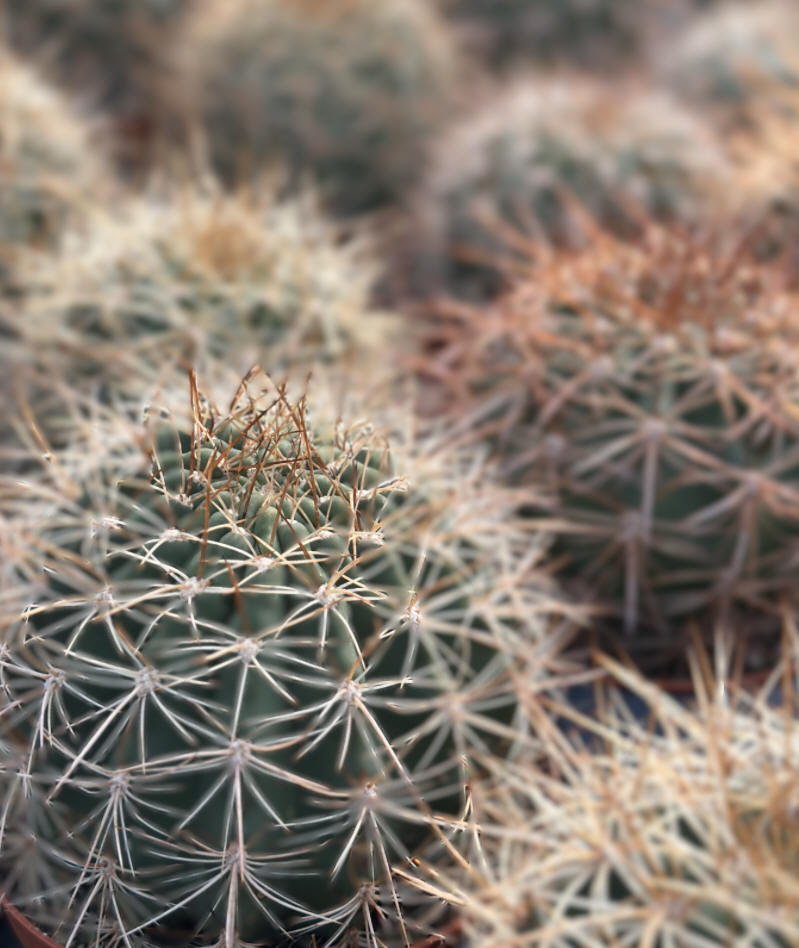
[
  {"x1": 189, "y1": 0, "x2": 454, "y2": 216},
  {"x1": 2, "y1": 397, "x2": 518, "y2": 944},
  {"x1": 440, "y1": 0, "x2": 640, "y2": 72},
  {"x1": 2, "y1": 0, "x2": 190, "y2": 112}
]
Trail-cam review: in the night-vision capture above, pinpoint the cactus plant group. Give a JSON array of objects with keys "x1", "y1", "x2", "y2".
[
  {"x1": 5, "y1": 3, "x2": 799, "y2": 947},
  {"x1": 0, "y1": 371, "x2": 553, "y2": 946}
]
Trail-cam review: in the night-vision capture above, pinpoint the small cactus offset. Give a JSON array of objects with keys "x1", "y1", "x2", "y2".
[
  {"x1": 426, "y1": 229, "x2": 799, "y2": 673},
  {"x1": 409, "y1": 79, "x2": 730, "y2": 299},
  {"x1": 178, "y1": 0, "x2": 457, "y2": 216},
  {"x1": 0, "y1": 370, "x2": 551, "y2": 946}
]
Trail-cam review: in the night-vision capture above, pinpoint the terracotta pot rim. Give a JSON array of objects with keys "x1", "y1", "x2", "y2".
[{"x1": 1, "y1": 895, "x2": 61, "y2": 948}]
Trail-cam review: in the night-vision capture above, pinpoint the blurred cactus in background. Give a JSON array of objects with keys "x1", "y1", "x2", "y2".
[
  {"x1": 1, "y1": 0, "x2": 194, "y2": 173},
  {"x1": 661, "y1": 0, "x2": 799, "y2": 127},
  {"x1": 1, "y1": 0, "x2": 191, "y2": 112},
  {"x1": 0, "y1": 370, "x2": 557, "y2": 946},
  {"x1": 658, "y1": 2, "x2": 799, "y2": 279},
  {"x1": 0, "y1": 47, "x2": 106, "y2": 264},
  {"x1": 177, "y1": 0, "x2": 458, "y2": 216},
  {"x1": 0, "y1": 185, "x2": 395, "y2": 458},
  {"x1": 424, "y1": 228, "x2": 799, "y2": 674},
  {"x1": 412, "y1": 655, "x2": 799, "y2": 946},
  {"x1": 436, "y1": 0, "x2": 643, "y2": 73},
  {"x1": 407, "y1": 80, "x2": 730, "y2": 299}
]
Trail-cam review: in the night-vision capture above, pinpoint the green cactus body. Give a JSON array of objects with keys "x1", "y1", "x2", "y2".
[
  {"x1": 438, "y1": 0, "x2": 641, "y2": 72},
  {"x1": 180, "y1": 0, "x2": 456, "y2": 216},
  {"x1": 0, "y1": 379, "x2": 532, "y2": 945},
  {"x1": 432, "y1": 237, "x2": 799, "y2": 671}
]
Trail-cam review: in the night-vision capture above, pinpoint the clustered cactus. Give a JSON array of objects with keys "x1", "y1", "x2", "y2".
[
  {"x1": 177, "y1": 0, "x2": 457, "y2": 216},
  {"x1": 6, "y1": 2, "x2": 799, "y2": 946},
  {"x1": 410, "y1": 80, "x2": 730, "y2": 298},
  {"x1": 0, "y1": 371, "x2": 551, "y2": 946},
  {"x1": 425, "y1": 230, "x2": 799, "y2": 672}
]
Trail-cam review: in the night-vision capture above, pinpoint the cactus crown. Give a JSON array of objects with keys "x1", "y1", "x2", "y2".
[{"x1": 0, "y1": 371, "x2": 542, "y2": 946}]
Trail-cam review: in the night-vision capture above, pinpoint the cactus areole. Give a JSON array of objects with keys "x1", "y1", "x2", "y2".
[{"x1": 1, "y1": 378, "x2": 520, "y2": 945}]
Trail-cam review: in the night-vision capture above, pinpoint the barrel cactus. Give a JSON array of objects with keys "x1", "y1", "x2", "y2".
[
  {"x1": 177, "y1": 0, "x2": 457, "y2": 216},
  {"x1": 408, "y1": 79, "x2": 730, "y2": 298},
  {"x1": 2, "y1": 0, "x2": 191, "y2": 115},
  {"x1": 436, "y1": 0, "x2": 643, "y2": 73},
  {"x1": 426, "y1": 229, "x2": 799, "y2": 673},
  {"x1": 1, "y1": 185, "x2": 394, "y2": 453},
  {"x1": 414, "y1": 658, "x2": 799, "y2": 947},
  {"x1": 0, "y1": 372, "x2": 549, "y2": 946}
]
